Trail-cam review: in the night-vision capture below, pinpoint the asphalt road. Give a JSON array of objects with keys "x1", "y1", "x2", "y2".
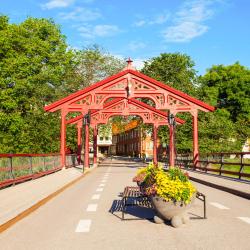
[{"x1": 0, "y1": 158, "x2": 249, "y2": 250}]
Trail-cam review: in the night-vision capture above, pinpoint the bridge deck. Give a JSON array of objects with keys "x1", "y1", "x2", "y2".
[{"x1": 0, "y1": 157, "x2": 249, "y2": 250}]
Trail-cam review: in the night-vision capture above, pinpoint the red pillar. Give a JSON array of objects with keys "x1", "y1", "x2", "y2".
[
  {"x1": 193, "y1": 111, "x2": 199, "y2": 168},
  {"x1": 153, "y1": 125, "x2": 158, "y2": 165},
  {"x1": 93, "y1": 126, "x2": 98, "y2": 167},
  {"x1": 77, "y1": 123, "x2": 82, "y2": 164},
  {"x1": 169, "y1": 125, "x2": 175, "y2": 167},
  {"x1": 60, "y1": 110, "x2": 67, "y2": 167},
  {"x1": 84, "y1": 122, "x2": 90, "y2": 168}
]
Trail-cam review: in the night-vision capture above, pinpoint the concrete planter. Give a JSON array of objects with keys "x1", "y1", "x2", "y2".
[{"x1": 151, "y1": 195, "x2": 195, "y2": 228}]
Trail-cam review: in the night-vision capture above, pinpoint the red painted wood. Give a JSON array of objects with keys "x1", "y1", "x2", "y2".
[
  {"x1": 93, "y1": 126, "x2": 98, "y2": 166},
  {"x1": 193, "y1": 112, "x2": 199, "y2": 168},
  {"x1": 77, "y1": 124, "x2": 82, "y2": 164},
  {"x1": 44, "y1": 70, "x2": 130, "y2": 112},
  {"x1": 153, "y1": 125, "x2": 158, "y2": 165},
  {"x1": 60, "y1": 110, "x2": 67, "y2": 167},
  {"x1": 44, "y1": 69, "x2": 214, "y2": 113},
  {"x1": 43, "y1": 59, "x2": 215, "y2": 168},
  {"x1": 66, "y1": 98, "x2": 185, "y2": 126},
  {"x1": 169, "y1": 125, "x2": 175, "y2": 167},
  {"x1": 84, "y1": 123, "x2": 89, "y2": 168}
]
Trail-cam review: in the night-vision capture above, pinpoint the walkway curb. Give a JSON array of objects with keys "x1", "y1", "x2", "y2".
[
  {"x1": 189, "y1": 175, "x2": 250, "y2": 200},
  {"x1": 0, "y1": 166, "x2": 97, "y2": 234}
]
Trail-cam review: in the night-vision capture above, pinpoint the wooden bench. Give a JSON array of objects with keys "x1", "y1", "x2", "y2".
[{"x1": 121, "y1": 186, "x2": 207, "y2": 220}]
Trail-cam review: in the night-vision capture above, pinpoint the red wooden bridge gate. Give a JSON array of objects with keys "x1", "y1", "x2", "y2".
[{"x1": 44, "y1": 59, "x2": 214, "y2": 168}]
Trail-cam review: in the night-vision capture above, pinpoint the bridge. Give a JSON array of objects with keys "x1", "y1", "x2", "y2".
[
  {"x1": 0, "y1": 156, "x2": 249, "y2": 250},
  {"x1": 0, "y1": 60, "x2": 249, "y2": 249}
]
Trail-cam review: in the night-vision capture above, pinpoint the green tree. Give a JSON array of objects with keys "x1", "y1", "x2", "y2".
[
  {"x1": 198, "y1": 109, "x2": 241, "y2": 153},
  {"x1": 141, "y1": 53, "x2": 199, "y2": 152},
  {"x1": 61, "y1": 45, "x2": 125, "y2": 94},
  {"x1": 0, "y1": 16, "x2": 74, "y2": 153},
  {"x1": 0, "y1": 16, "x2": 126, "y2": 153},
  {"x1": 199, "y1": 63, "x2": 250, "y2": 148},
  {"x1": 141, "y1": 53, "x2": 198, "y2": 96}
]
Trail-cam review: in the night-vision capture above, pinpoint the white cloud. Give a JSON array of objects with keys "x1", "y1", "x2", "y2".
[
  {"x1": 59, "y1": 7, "x2": 101, "y2": 21},
  {"x1": 134, "y1": 12, "x2": 170, "y2": 27},
  {"x1": 133, "y1": 58, "x2": 145, "y2": 70},
  {"x1": 163, "y1": 0, "x2": 216, "y2": 42},
  {"x1": 149, "y1": 13, "x2": 170, "y2": 25},
  {"x1": 134, "y1": 20, "x2": 146, "y2": 27},
  {"x1": 41, "y1": 0, "x2": 74, "y2": 10},
  {"x1": 164, "y1": 21, "x2": 208, "y2": 42},
  {"x1": 128, "y1": 41, "x2": 146, "y2": 51},
  {"x1": 82, "y1": 0, "x2": 95, "y2": 3},
  {"x1": 113, "y1": 55, "x2": 145, "y2": 70},
  {"x1": 78, "y1": 24, "x2": 121, "y2": 39}
]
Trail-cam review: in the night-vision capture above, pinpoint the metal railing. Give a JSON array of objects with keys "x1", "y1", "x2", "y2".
[
  {"x1": 0, "y1": 153, "x2": 61, "y2": 189},
  {"x1": 65, "y1": 153, "x2": 94, "y2": 168},
  {"x1": 0, "y1": 152, "x2": 95, "y2": 189},
  {"x1": 175, "y1": 152, "x2": 250, "y2": 181}
]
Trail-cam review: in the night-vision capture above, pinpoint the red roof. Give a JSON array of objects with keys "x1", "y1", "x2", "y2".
[{"x1": 44, "y1": 69, "x2": 214, "y2": 112}]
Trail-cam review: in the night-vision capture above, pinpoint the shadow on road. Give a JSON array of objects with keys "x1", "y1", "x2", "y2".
[{"x1": 109, "y1": 199, "x2": 155, "y2": 222}]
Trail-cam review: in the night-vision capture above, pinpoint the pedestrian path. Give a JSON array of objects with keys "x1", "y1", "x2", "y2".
[
  {"x1": 0, "y1": 157, "x2": 249, "y2": 250},
  {"x1": 0, "y1": 167, "x2": 84, "y2": 226}
]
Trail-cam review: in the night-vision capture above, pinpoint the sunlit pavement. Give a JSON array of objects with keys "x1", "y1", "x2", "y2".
[{"x1": 0, "y1": 157, "x2": 249, "y2": 250}]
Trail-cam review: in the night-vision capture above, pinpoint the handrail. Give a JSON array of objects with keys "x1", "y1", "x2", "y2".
[
  {"x1": 0, "y1": 153, "x2": 63, "y2": 189},
  {"x1": 175, "y1": 152, "x2": 250, "y2": 181},
  {"x1": 0, "y1": 153, "x2": 60, "y2": 157},
  {"x1": 0, "y1": 153, "x2": 93, "y2": 189}
]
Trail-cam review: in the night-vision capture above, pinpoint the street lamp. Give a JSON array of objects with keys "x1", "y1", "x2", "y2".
[
  {"x1": 168, "y1": 113, "x2": 176, "y2": 127},
  {"x1": 83, "y1": 112, "x2": 91, "y2": 125}
]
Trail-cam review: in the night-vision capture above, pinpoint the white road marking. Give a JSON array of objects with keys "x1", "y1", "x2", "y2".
[
  {"x1": 91, "y1": 194, "x2": 100, "y2": 200},
  {"x1": 86, "y1": 204, "x2": 98, "y2": 212},
  {"x1": 99, "y1": 183, "x2": 105, "y2": 187},
  {"x1": 96, "y1": 188, "x2": 104, "y2": 192},
  {"x1": 210, "y1": 202, "x2": 230, "y2": 210},
  {"x1": 237, "y1": 217, "x2": 250, "y2": 224},
  {"x1": 75, "y1": 220, "x2": 91, "y2": 232}
]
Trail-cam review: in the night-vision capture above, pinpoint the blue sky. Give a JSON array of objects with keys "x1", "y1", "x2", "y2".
[{"x1": 1, "y1": 0, "x2": 250, "y2": 74}]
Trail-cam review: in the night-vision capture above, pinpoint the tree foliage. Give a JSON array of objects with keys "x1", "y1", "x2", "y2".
[
  {"x1": 0, "y1": 16, "x2": 73, "y2": 153},
  {"x1": 199, "y1": 63, "x2": 250, "y2": 139},
  {"x1": 141, "y1": 53, "x2": 198, "y2": 96},
  {"x1": 0, "y1": 16, "x2": 124, "y2": 153},
  {"x1": 0, "y1": 15, "x2": 248, "y2": 154},
  {"x1": 141, "y1": 54, "x2": 249, "y2": 153}
]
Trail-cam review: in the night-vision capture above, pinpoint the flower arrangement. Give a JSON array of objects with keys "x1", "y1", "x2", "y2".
[{"x1": 133, "y1": 164, "x2": 196, "y2": 205}]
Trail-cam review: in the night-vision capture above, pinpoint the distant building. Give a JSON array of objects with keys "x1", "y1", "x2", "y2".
[
  {"x1": 97, "y1": 134, "x2": 112, "y2": 156},
  {"x1": 112, "y1": 120, "x2": 163, "y2": 160}
]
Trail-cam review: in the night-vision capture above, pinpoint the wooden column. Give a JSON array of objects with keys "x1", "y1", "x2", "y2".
[
  {"x1": 192, "y1": 111, "x2": 199, "y2": 168},
  {"x1": 93, "y1": 126, "x2": 98, "y2": 167},
  {"x1": 169, "y1": 124, "x2": 175, "y2": 167},
  {"x1": 60, "y1": 110, "x2": 67, "y2": 167},
  {"x1": 153, "y1": 125, "x2": 158, "y2": 165},
  {"x1": 77, "y1": 122, "x2": 82, "y2": 164},
  {"x1": 84, "y1": 122, "x2": 89, "y2": 169}
]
